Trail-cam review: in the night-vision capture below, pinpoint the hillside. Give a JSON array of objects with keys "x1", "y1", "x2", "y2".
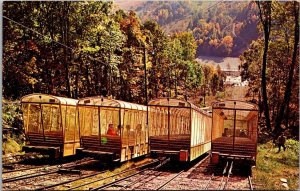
[{"x1": 115, "y1": 1, "x2": 259, "y2": 57}]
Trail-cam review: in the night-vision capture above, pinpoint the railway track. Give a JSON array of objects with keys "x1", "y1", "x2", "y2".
[
  {"x1": 35, "y1": 168, "x2": 109, "y2": 190},
  {"x1": 3, "y1": 154, "x2": 255, "y2": 190},
  {"x1": 155, "y1": 170, "x2": 185, "y2": 190},
  {"x1": 221, "y1": 161, "x2": 233, "y2": 190},
  {"x1": 3, "y1": 158, "x2": 93, "y2": 183},
  {"x1": 3, "y1": 164, "x2": 50, "y2": 174},
  {"x1": 203, "y1": 160, "x2": 235, "y2": 190},
  {"x1": 2, "y1": 158, "x2": 162, "y2": 190},
  {"x1": 66, "y1": 158, "x2": 166, "y2": 190},
  {"x1": 2, "y1": 152, "x2": 59, "y2": 173},
  {"x1": 3, "y1": 152, "x2": 43, "y2": 165},
  {"x1": 202, "y1": 159, "x2": 253, "y2": 190},
  {"x1": 222, "y1": 171, "x2": 254, "y2": 190},
  {"x1": 93, "y1": 156, "x2": 210, "y2": 190},
  {"x1": 89, "y1": 158, "x2": 171, "y2": 190},
  {"x1": 2, "y1": 157, "x2": 96, "y2": 189}
]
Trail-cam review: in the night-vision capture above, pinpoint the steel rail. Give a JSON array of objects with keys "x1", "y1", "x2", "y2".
[
  {"x1": 67, "y1": 159, "x2": 162, "y2": 190},
  {"x1": 222, "y1": 161, "x2": 233, "y2": 190},
  {"x1": 97, "y1": 158, "x2": 170, "y2": 190},
  {"x1": 3, "y1": 163, "x2": 69, "y2": 182},
  {"x1": 204, "y1": 173, "x2": 215, "y2": 190},
  {"x1": 153, "y1": 155, "x2": 210, "y2": 190},
  {"x1": 121, "y1": 169, "x2": 164, "y2": 189},
  {"x1": 248, "y1": 176, "x2": 253, "y2": 190},
  {"x1": 3, "y1": 170, "x2": 59, "y2": 183},
  {"x1": 3, "y1": 165, "x2": 50, "y2": 174},
  {"x1": 3, "y1": 158, "x2": 94, "y2": 183},
  {"x1": 102, "y1": 158, "x2": 171, "y2": 190},
  {"x1": 35, "y1": 169, "x2": 109, "y2": 190},
  {"x1": 217, "y1": 174, "x2": 225, "y2": 189},
  {"x1": 96, "y1": 167, "x2": 152, "y2": 190},
  {"x1": 217, "y1": 161, "x2": 229, "y2": 190},
  {"x1": 91, "y1": 158, "x2": 170, "y2": 191},
  {"x1": 156, "y1": 170, "x2": 185, "y2": 190}
]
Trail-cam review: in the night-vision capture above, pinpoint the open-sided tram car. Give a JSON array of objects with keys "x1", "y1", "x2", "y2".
[
  {"x1": 21, "y1": 94, "x2": 80, "y2": 158},
  {"x1": 76, "y1": 97, "x2": 148, "y2": 163},
  {"x1": 148, "y1": 98, "x2": 212, "y2": 162},
  {"x1": 211, "y1": 100, "x2": 258, "y2": 165}
]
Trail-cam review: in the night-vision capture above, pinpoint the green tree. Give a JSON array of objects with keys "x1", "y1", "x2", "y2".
[{"x1": 241, "y1": 2, "x2": 299, "y2": 139}]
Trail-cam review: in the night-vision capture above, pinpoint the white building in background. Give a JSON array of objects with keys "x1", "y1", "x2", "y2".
[
  {"x1": 224, "y1": 76, "x2": 242, "y2": 86},
  {"x1": 224, "y1": 76, "x2": 249, "y2": 86},
  {"x1": 241, "y1": 80, "x2": 249, "y2": 86},
  {"x1": 196, "y1": 56, "x2": 250, "y2": 87}
]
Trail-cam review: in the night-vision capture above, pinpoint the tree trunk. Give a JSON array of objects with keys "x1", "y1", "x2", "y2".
[
  {"x1": 62, "y1": 2, "x2": 71, "y2": 97},
  {"x1": 74, "y1": 59, "x2": 81, "y2": 99},
  {"x1": 273, "y1": 1, "x2": 299, "y2": 137},
  {"x1": 85, "y1": 63, "x2": 91, "y2": 96},
  {"x1": 257, "y1": 1, "x2": 272, "y2": 131},
  {"x1": 49, "y1": 7, "x2": 56, "y2": 95},
  {"x1": 175, "y1": 71, "x2": 178, "y2": 98}
]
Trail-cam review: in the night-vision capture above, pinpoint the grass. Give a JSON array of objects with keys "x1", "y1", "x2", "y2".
[{"x1": 253, "y1": 139, "x2": 299, "y2": 190}]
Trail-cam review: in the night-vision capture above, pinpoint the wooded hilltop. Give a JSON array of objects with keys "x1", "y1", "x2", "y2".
[{"x1": 3, "y1": 1, "x2": 299, "y2": 140}]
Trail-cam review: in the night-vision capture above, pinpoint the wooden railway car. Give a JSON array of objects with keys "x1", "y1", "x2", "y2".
[
  {"x1": 21, "y1": 94, "x2": 80, "y2": 158},
  {"x1": 148, "y1": 98, "x2": 212, "y2": 162},
  {"x1": 211, "y1": 100, "x2": 258, "y2": 165},
  {"x1": 76, "y1": 97, "x2": 148, "y2": 163}
]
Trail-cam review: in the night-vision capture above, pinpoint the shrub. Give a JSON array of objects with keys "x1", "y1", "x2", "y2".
[
  {"x1": 280, "y1": 139, "x2": 299, "y2": 167},
  {"x1": 215, "y1": 91, "x2": 225, "y2": 100},
  {"x1": 2, "y1": 100, "x2": 24, "y2": 137},
  {"x1": 3, "y1": 136, "x2": 22, "y2": 154}
]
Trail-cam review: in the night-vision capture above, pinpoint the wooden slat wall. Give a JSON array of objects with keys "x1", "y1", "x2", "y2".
[{"x1": 190, "y1": 110, "x2": 212, "y2": 161}]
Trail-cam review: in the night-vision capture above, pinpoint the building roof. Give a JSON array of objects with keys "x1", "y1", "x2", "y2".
[
  {"x1": 212, "y1": 100, "x2": 258, "y2": 121},
  {"x1": 78, "y1": 96, "x2": 147, "y2": 111},
  {"x1": 148, "y1": 98, "x2": 211, "y2": 116},
  {"x1": 21, "y1": 93, "x2": 78, "y2": 105}
]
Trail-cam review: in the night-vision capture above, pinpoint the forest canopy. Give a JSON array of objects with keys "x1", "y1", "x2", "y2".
[
  {"x1": 131, "y1": 1, "x2": 260, "y2": 57},
  {"x1": 3, "y1": 1, "x2": 223, "y2": 105}
]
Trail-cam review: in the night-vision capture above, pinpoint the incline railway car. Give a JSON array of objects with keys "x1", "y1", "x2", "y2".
[
  {"x1": 148, "y1": 98, "x2": 212, "y2": 162},
  {"x1": 21, "y1": 94, "x2": 80, "y2": 158},
  {"x1": 211, "y1": 100, "x2": 258, "y2": 165},
  {"x1": 76, "y1": 97, "x2": 148, "y2": 163}
]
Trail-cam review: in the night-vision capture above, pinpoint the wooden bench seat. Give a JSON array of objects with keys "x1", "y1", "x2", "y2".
[
  {"x1": 212, "y1": 137, "x2": 256, "y2": 157},
  {"x1": 27, "y1": 132, "x2": 63, "y2": 146},
  {"x1": 150, "y1": 135, "x2": 190, "y2": 151},
  {"x1": 81, "y1": 135, "x2": 121, "y2": 154}
]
